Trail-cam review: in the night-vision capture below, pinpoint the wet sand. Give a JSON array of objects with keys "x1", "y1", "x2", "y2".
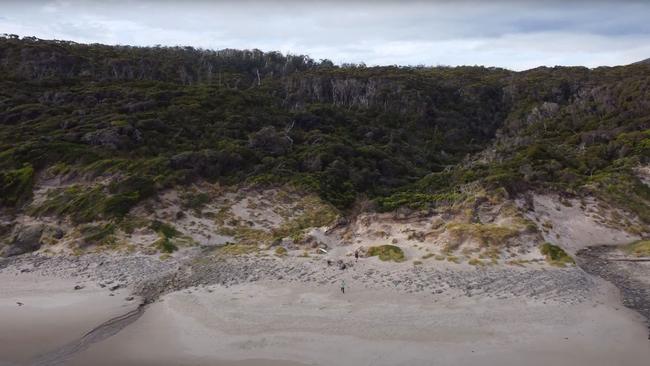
[
  {"x1": 0, "y1": 272, "x2": 138, "y2": 366},
  {"x1": 66, "y1": 280, "x2": 649, "y2": 366}
]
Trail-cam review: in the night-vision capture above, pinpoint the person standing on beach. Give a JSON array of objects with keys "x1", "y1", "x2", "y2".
[
  {"x1": 340, "y1": 279, "x2": 345, "y2": 294},
  {"x1": 355, "y1": 250, "x2": 359, "y2": 261}
]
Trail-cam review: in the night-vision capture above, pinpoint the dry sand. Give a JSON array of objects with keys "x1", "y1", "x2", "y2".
[
  {"x1": 0, "y1": 272, "x2": 139, "y2": 366},
  {"x1": 526, "y1": 195, "x2": 642, "y2": 254},
  {"x1": 65, "y1": 279, "x2": 649, "y2": 366}
]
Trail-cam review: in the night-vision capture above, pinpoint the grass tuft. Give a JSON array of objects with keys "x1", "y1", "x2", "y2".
[
  {"x1": 468, "y1": 258, "x2": 485, "y2": 266},
  {"x1": 626, "y1": 240, "x2": 650, "y2": 257},
  {"x1": 217, "y1": 243, "x2": 259, "y2": 256},
  {"x1": 275, "y1": 246, "x2": 288, "y2": 257},
  {"x1": 150, "y1": 220, "x2": 180, "y2": 253},
  {"x1": 80, "y1": 223, "x2": 116, "y2": 246}
]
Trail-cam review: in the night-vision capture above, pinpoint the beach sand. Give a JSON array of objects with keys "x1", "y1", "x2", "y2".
[
  {"x1": 65, "y1": 279, "x2": 649, "y2": 366},
  {"x1": 0, "y1": 272, "x2": 139, "y2": 366}
]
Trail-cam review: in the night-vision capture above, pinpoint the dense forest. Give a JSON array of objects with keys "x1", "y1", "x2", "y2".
[{"x1": 1, "y1": 36, "x2": 649, "y2": 223}]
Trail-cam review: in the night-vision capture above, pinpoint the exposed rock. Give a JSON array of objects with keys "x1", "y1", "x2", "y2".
[{"x1": 1, "y1": 224, "x2": 44, "y2": 257}]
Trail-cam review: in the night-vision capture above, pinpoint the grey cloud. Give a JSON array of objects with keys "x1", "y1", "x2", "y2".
[{"x1": 0, "y1": 1, "x2": 648, "y2": 70}]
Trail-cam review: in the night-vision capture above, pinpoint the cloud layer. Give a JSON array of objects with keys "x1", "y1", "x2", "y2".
[{"x1": 2, "y1": 0, "x2": 649, "y2": 70}]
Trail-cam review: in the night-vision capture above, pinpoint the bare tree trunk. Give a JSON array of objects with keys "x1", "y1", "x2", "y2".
[{"x1": 285, "y1": 120, "x2": 295, "y2": 145}]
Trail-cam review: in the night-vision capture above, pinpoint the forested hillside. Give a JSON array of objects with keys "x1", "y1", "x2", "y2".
[{"x1": 1, "y1": 35, "x2": 648, "y2": 224}]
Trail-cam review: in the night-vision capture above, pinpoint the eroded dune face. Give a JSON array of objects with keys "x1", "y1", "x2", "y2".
[{"x1": 2, "y1": 171, "x2": 646, "y2": 269}]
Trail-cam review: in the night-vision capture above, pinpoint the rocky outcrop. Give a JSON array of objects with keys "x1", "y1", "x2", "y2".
[{"x1": 2, "y1": 224, "x2": 44, "y2": 257}]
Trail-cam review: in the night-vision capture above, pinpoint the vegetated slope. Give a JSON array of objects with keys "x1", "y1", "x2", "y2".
[{"x1": 0, "y1": 36, "x2": 648, "y2": 227}]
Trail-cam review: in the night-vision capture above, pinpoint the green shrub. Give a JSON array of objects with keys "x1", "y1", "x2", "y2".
[
  {"x1": 540, "y1": 242, "x2": 574, "y2": 266},
  {"x1": 367, "y1": 245, "x2": 406, "y2": 262},
  {"x1": 0, "y1": 164, "x2": 34, "y2": 206}
]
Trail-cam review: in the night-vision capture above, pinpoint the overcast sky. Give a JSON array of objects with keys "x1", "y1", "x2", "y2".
[{"x1": 2, "y1": 0, "x2": 650, "y2": 70}]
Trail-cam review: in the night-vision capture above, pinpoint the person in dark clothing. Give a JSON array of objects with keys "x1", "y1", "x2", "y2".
[
  {"x1": 340, "y1": 280, "x2": 346, "y2": 294},
  {"x1": 354, "y1": 250, "x2": 359, "y2": 261}
]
